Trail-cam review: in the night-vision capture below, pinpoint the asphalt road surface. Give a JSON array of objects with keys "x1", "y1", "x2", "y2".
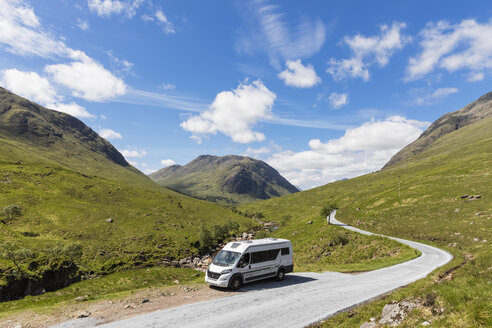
[{"x1": 53, "y1": 213, "x2": 452, "y2": 328}]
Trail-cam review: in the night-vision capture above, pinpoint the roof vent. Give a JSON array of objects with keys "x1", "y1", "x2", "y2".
[{"x1": 231, "y1": 243, "x2": 240, "y2": 248}]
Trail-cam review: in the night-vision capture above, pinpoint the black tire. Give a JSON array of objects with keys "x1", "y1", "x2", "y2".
[
  {"x1": 229, "y1": 276, "x2": 242, "y2": 291},
  {"x1": 276, "y1": 268, "x2": 285, "y2": 281}
]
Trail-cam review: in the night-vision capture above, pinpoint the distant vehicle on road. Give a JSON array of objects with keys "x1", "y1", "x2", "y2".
[{"x1": 205, "y1": 238, "x2": 293, "y2": 290}]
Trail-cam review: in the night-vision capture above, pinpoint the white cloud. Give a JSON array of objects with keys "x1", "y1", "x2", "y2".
[
  {"x1": 45, "y1": 54, "x2": 126, "y2": 102},
  {"x1": 144, "y1": 168, "x2": 157, "y2": 174},
  {"x1": 181, "y1": 80, "x2": 276, "y2": 143},
  {"x1": 327, "y1": 22, "x2": 410, "y2": 81},
  {"x1": 160, "y1": 159, "x2": 175, "y2": 167},
  {"x1": 141, "y1": 9, "x2": 175, "y2": 34},
  {"x1": 49, "y1": 102, "x2": 94, "y2": 118},
  {"x1": 159, "y1": 83, "x2": 176, "y2": 90},
  {"x1": 278, "y1": 59, "x2": 321, "y2": 88},
  {"x1": 121, "y1": 149, "x2": 147, "y2": 158},
  {"x1": 155, "y1": 9, "x2": 175, "y2": 34},
  {"x1": 77, "y1": 18, "x2": 89, "y2": 31},
  {"x1": 237, "y1": 2, "x2": 325, "y2": 67},
  {"x1": 87, "y1": 0, "x2": 143, "y2": 18},
  {"x1": 328, "y1": 92, "x2": 348, "y2": 109},
  {"x1": 0, "y1": 0, "x2": 70, "y2": 58},
  {"x1": 99, "y1": 128, "x2": 122, "y2": 139},
  {"x1": 0, "y1": 0, "x2": 127, "y2": 104},
  {"x1": 1, "y1": 68, "x2": 58, "y2": 105},
  {"x1": 244, "y1": 141, "x2": 282, "y2": 158},
  {"x1": 406, "y1": 19, "x2": 492, "y2": 81},
  {"x1": 266, "y1": 116, "x2": 429, "y2": 189},
  {"x1": 413, "y1": 87, "x2": 458, "y2": 106},
  {"x1": 0, "y1": 68, "x2": 94, "y2": 118}
]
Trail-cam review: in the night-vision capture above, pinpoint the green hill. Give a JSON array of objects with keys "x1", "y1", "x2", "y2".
[
  {"x1": 0, "y1": 88, "x2": 258, "y2": 301},
  {"x1": 240, "y1": 95, "x2": 492, "y2": 327},
  {"x1": 149, "y1": 155, "x2": 299, "y2": 204}
]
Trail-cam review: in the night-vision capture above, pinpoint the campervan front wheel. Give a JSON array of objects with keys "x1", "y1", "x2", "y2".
[
  {"x1": 229, "y1": 276, "x2": 242, "y2": 291},
  {"x1": 276, "y1": 268, "x2": 285, "y2": 281}
]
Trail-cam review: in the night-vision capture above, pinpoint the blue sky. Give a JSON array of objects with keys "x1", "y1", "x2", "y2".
[{"x1": 1, "y1": 0, "x2": 492, "y2": 189}]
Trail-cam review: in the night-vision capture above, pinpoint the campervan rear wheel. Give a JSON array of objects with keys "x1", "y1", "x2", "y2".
[
  {"x1": 276, "y1": 268, "x2": 285, "y2": 281},
  {"x1": 229, "y1": 276, "x2": 242, "y2": 291}
]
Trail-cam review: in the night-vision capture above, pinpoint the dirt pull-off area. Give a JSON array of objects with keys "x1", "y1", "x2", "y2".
[{"x1": 0, "y1": 284, "x2": 234, "y2": 328}]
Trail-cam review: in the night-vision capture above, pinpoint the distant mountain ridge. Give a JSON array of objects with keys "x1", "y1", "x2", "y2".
[
  {"x1": 384, "y1": 91, "x2": 492, "y2": 168},
  {"x1": 149, "y1": 155, "x2": 299, "y2": 204},
  {"x1": 0, "y1": 87, "x2": 151, "y2": 185}
]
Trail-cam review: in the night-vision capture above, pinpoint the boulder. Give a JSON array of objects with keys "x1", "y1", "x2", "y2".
[{"x1": 106, "y1": 218, "x2": 113, "y2": 223}]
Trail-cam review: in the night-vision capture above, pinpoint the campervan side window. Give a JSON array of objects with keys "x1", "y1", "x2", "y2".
[
  {"x1": 281, "y1": 247, "x2": 289, "y2": 255},
  {"x1": 251, "y1": 249, "x2": 280, "y2": 263}
]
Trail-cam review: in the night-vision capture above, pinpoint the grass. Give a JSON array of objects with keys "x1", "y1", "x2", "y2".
[
  {"x1": 241, "y1": 117, "x2": 492, "y2": 327},
  {"x1": 0, "y1": 161, "x2": 257, "y2": 287},
  {"x1": 267, "y1": 215, "x2": 419, "y2": 273},
  {"x1": 0, "y1": 266, "x2": 204, "y2": 319}
]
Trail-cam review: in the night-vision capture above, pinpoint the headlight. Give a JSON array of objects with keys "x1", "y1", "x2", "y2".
[{"x1": 221, "y1": 269, "x2": 232, "y2": 274}]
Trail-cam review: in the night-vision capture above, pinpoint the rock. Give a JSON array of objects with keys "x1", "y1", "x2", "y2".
[
  {"x1": 356, "y1": 207, "x2": 361, "y2": 211},
  {"x1": 106, "y1": 218, "x2": 113, "y2": 223},
  {"x1": 474, "y1": 238, "x2": 479, "y2": 241},
  {"x1": 460, "y1": 195, "x2": 470, "y2": 199},
  {"x1": 454, "y1": 208, "x2": 460, "y2": 213},
  {"x1": 174, "y1": 280, "x2": 180, "y2": 284},
  {"x1": 125, "y1": 304, "x2": 134, "y2": 309},
  {"x1": 75, "y1": 295, "x2": 89, "y2": 302},
  {"x1": 369, "y1": 317, "x2": 375, "y2": 322},
  {"x1": 422, "y1": 321, "x2": 431, "y2": 326},
  {"x1": 483, "y1": 240, "x2": 488, "y2": 243},
  {"x1": 360, "y1": 322, "x2": 377, "y2": 328},
  {"x1": 77, "y1": 312, "x2": 91, "y2": 318},
  {"x1": 141, "y1": 298, "x2": 150, "y2": 303},
  {"x1": 307, "y1": 221, "x2": 313, "y2": 224},
  {"x1": 242, "y1": 232, "x2": 248, "y2": 239},
  {"x1": 475, "y1": 212, "x2": 484, "y2": 216},
  {"x1": 379, "y1": 299, "x2": 421, "y2": 326}
]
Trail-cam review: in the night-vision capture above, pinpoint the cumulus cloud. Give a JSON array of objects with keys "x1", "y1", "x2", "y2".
[
  {"x1": 327, "y1": 22, "x2": 410, "y2": 81},
  {"x1": 0, "y1": 68, "x2": 93, "y2": 118},
  {"x1": 99, "y1": 128, "x2": 122, "y2": 139},
  {"x1": 328, "y1": 92, "x2": 348, "y2": 109},
  {"x1": 278, "y1": 59, "x2": 321, "y2": 88},
  {"x1": 160, "y1": 159, "x2": 175, "y2": 167},
  {"x1": 266, "y1": 116, "x2": 429, "y2": 189},
  {"x1": 45, "y1": 54, "x2": 126, "y2": 102},
  {"x1": 0, "y1": 0, "x2": 70, "y2": 58},
  {"x1": 244, "y1": 141, "x2": 282, "y2": 158},
  {"x1": 237, "y1": 1, "x2": 325, "y2": 67},
  {"x1": 87, "y1": 0, "x2": 143, "y2": 18},
  {"x1": 120, "y1": 149, "x2": 147, "y2": 158},
  {"x1": 0, "y1": 0, "x2": 127, "y2": 104},
  {"x1": 406, "y1": 19, "x2": 492, "y2": 81},
  {"x1": 181, "y1": 80, "x2": 276, "y2": 143},
  {"x1": 411, "y1": 87, "x2": 458, "y2": 106}
]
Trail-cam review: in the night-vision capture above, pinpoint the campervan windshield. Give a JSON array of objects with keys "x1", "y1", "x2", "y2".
[{"x1": 212, "y1": 250, "x2": 241, "y2": 267}]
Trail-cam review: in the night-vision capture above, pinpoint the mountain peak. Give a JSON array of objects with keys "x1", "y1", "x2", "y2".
[
  {"x1": 149, "y1": 154, "x2": 298, "y2": 204},
  {"x1": 384, "y1": 91, "x2": 492, "y2": 168}
]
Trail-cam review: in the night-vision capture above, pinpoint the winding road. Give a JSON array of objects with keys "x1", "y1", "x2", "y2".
[{"x1": 53, "y1": 213, "x2": 452, "y2": 328}]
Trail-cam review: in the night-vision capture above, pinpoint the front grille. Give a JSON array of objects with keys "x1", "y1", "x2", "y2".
[{"x1": 207, "y1": 270, "x2": 220, "y2": 279}]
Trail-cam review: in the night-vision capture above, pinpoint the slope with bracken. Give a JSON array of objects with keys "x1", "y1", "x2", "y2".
[
  {"x1": 240, "y1": 92, "x2": 492, "y2": 327},
  {"x1": 0, "y1": 88, "x2": 257, "y2": 301},
  {"x1": 150, "y1": 154, "x2": 299, "y2": 204}
]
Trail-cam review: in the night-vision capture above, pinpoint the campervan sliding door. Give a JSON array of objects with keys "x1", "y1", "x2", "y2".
[{"x1": 249, "y1": 248, "x2": 280, "y2": 281}]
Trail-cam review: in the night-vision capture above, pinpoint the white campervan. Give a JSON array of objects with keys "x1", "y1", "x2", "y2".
[{"x1": 205, "y1": 238, "x2": 293, "y2": 290}]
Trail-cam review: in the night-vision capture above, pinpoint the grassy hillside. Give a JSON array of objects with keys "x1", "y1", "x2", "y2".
[
  {"x1": 0, "y1": 88, "x2": 259, "y2": 301},
  {"x1": 241, "y1": 116, "x2": 492, "y2": 327},
  {"x1": 150, "y1": 155, "x2": 299, "y2": 204}
]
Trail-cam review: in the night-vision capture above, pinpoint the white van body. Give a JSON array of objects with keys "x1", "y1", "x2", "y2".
[{"x1": 205, "y1": 238, "x2": 293, "y2": 290}]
